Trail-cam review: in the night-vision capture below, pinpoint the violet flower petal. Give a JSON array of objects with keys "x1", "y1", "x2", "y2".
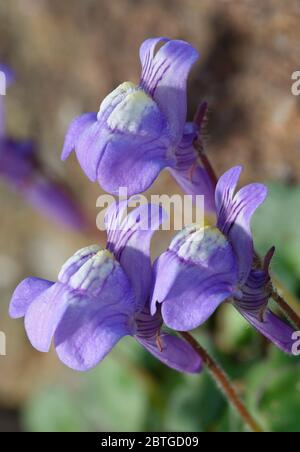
[
  {"x1": 238, "y1": 308, "x2": 296, "y2": 354},
  {"x1": 215, "y1": 165, "x2": 242, "y2": 215},
  {"x1": 136, "y1": 333, "x2": 202, "y2": 374},
  {"x1": 24, "y1": 282, "x2": 69, "y2": 352},
  {"x1": 58, "y1": 245, "x2": 101, "y2": 284},
  {"x1": 61, "y1": 38, "x2": 199, "y2": 196},
  {"x1": 54, "y1": 303, "x2": 131, "y2": 371},
  {"x1": 236, "y1": 267, "x2": 271, "y2": 319},
  {"x1": 96, "y1": 132, "x2": 170, "y2": 196},
  {"x1": 151, "y1": 225, "x2": 238, "y2": 330},
  {"x1": 61, "y1": 112, "x2": 97, "y2": 161},
  {"x1": 216, "y1": 166, "x2": 268, "y2": 284},
  {"x1": 134, "y1": 304, "x2": 202, "y2": 373},
  {"x1": 105, "y1": 200, "x2": 166, "y2": 310},
  {"x1": 70, "y1": 118, "x2": 104, "y2": 182},
  {"x1": 139, "y1": 37, "x2": 168, "y2": 72},
  {"x1": 9, "y1": 277, "x2": 54, "y2": 319},
  {"x1": 72, "y1": 78, "x2": 170, "y2": 194},
  {"x1": 136, "y1": 333, "x2": 202, "y2": 373},
  {"x1": 134, "y1": 304, "x2": 163, "y2": 339},
  {"x1": 58, "y1": 248, "x2": 136, "y2": 310},
  {"x1": 54, "y1": 248, "x2": 136, "y2": 370},
  {"x1": 71, "y1": 113, "x2": 170, "y2": 195},
  {"x1": 140, "y1": 39, "x2": 199, "y2": 143},
  {"x1": 171, "y1": 164, "x2": 216, "y2": 213},
  {"x1": 25, "y1": 247, "x2": 136, "y2": 357}
]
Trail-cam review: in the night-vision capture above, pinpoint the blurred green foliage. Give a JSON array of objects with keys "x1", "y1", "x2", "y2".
[
  {"x1": 22, "y1": 182, "x2": 300, "y2": 432},
  {"x1": 253, "y1": 182, "x2": 300, "y2": 296}
]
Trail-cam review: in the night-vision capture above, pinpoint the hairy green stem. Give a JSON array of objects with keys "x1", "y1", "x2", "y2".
[{"x1": 179, "y1": 331, "x2": 263, "y2": 433}]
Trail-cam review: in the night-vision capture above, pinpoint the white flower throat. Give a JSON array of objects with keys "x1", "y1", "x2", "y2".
[{"x1": 98, "y1": 81, "x2": 165, "y2": 137}]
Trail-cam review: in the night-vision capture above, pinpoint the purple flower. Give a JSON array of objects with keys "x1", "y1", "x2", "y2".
[
  {"x1": 151, "y1": 166, "x2": 296, "y2": 354},
  {"x1": 61, "y1": 37, "x2": 215, "y2": 210},
  {"x1": 9, "y1": 201, "x2": 202, "y2": 373},
  {"x1": 0, "y1": 65, "x2": 87, "y2": 231}
]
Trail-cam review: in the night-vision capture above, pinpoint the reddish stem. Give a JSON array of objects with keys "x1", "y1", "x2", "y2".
[
  {"x1": 180, "y1": 331, "x2": 263, "y2": 433},
  {"x1": 193, "y1": 101, "x2": 218, "y2": 187}
]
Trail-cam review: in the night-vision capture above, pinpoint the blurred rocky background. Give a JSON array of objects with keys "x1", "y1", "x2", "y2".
[{"x1": 0, "y1": 0, "x2": 299, "y2": 432}]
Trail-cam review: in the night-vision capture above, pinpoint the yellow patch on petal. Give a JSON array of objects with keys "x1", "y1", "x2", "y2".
[
  {"x1": 96, "y1": 249, "x2": 115, "y2": 260},
  {"x1": 98, "y1": 81, "x2": 136, "y2": 118}
]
